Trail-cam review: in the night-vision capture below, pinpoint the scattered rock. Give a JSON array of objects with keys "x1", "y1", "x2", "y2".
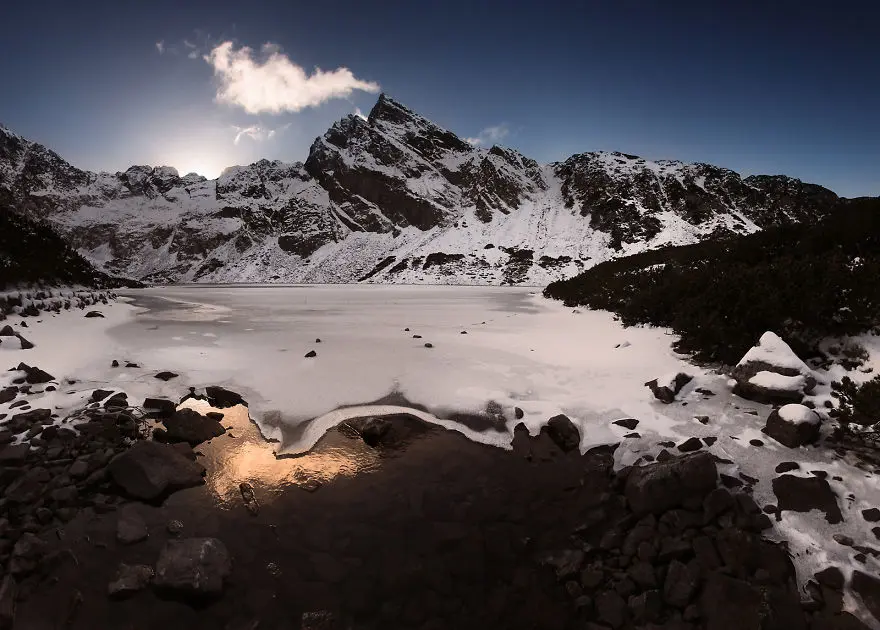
[
  {"x1": 862, "y1": 508, "x2": 880, "y2": 522},
  {"x1": 749, "y1": 439, "x2": 764, "y2": 447},
  {"x1": 111, "y1": 360, "x2": 119, "y2": 368},
  {"x1": 775, "y1": 462, "x2": 799, "y2": 473},
  {"x1": 239, "y1": 482, "x2": 260, "y2": 515},
  {"x1": 116, "y1": 505, "x2": 149, "y2": 544},
  {"x1": 305, "y1": 350, "x2": 317, "y2": 358},
  {"x1": 613, "y1": 418, "x2": 639, "y2": 430},
  {"x1": 154, "y1": 538, "x2": 231, "y2": 597},
  {"x1": 162, "y1": 408, "x2": 226, "y2": 446},
  {"x1": 677, "y1": 437, "x2": 703, "y2": 453},
  {"x1": 595, "y1": 590, "x2": 627, "y2": 628},
  {"x1": 108, "y1": 441, "x2": 206, "y2": 501},
  {"x1": 772, "y1": 474, "x2": 843, "y2": 524},
  {"x1": 108, "y1": 563, "x2": 153, "y2": 598},
  {"x1": 545, "y1": 414, "x2": 581, "y2": 452},
  {"x1": 625, "y1": 452, "x2": 717, "y2": 515},
  {"x1": 9, "y1": 532, "x2": 47, "y2": 576},
  {"x1": 0, "y1": 444, "x2": 29, "y2": 465},
  {"x1": 645, "y1": 372, "x2": 693, "y2": 404},
  {"x1": 125, "y1": 362, "x2": 140, "y2": 368},
  {"x1": 424, "y1": 342, "x2": 433, "y2": 348},
  {"x1": 205, "y1": 386, "x2": 247, "y2": 408},
  {"x1": 514, "y1": 407, "x2": 524, "y2": 420},
  {"x1": 84, "y1": 311, "x2": 104, "y2": 318},
  {"x1": 143, "y1": 397, "x2": 176, "y2": 417},
  {"x1": 664, "y1": 559, "x2": 699, "y2": 607},
  {"x1": 154, "y1": 371, "x2": 178, "y2": 381},
  {"x1": 764, "y1": 404, "x2": 821, "y2": 448}
]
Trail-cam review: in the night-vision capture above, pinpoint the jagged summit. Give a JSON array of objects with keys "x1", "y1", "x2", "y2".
[{"x1": 0, "y1": 95, "x2": 846, "y2": 285}]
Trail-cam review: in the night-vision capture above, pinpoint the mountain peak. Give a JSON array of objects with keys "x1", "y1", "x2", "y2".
[{"x1": 367, "y1": 93, "x2": 418, "y2": 126}]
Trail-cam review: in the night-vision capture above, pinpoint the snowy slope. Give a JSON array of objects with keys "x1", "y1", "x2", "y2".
[{"x1": 0, "y1": 97, "x2": 841, "y2": 285}]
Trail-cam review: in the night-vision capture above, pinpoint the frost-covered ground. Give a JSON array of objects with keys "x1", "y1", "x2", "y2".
[{"x1": 0, "y1": 285, "x2": 878, "y2": 626}]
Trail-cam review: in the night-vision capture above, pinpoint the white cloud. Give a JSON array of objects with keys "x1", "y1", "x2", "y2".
[
  {"x1": 354, "y1": 107, "x2": 368, "y2": 121},
  {"x1": 205, "y1": 41, "x2": 380, "y2": 115},
  {"x1": 156, "y1": 41, "x2": 165, "y2": 54},
  {"x1": 232, "y1": 122, "x2": 291, "y2": 145},
  {"x1": 465, "y1": 124, "x2": 510, "y2": 147}
]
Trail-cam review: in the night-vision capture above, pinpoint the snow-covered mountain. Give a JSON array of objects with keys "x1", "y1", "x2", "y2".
[{"x1": 0, "y1": 95, "x2": 841, "y2": 285}]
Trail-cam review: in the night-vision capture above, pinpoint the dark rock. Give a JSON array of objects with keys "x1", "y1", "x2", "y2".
[
  {"x1": 815, "y1": 567, "x2": 845, "y2": 590},
  {"x1": 701, "y1": 572, "x2": 806, "y2": 630},
  {"x1": 154, "y1": 371, "x2": 178, "y2": 381},
  {"x1": 104, "y1": 392, "x2": 128, "y2": 408},
  {"x1": 9, "y1": 532, "x2": 46, "y2": 576},
  {"x1": 629, "y1": 589, "x2": 663, "y2": 624},
  {"x1": 163, "y1": 408, "x2": 225, "y2": 446},
  {"x1": 613, "y1": 418, "x2": 639, "y2": 430},
  {"x1": 111, "y1": 360, "x2": 119, "y2": 367},
  {"x1": 0, "y1": 388, "x2": 15, "y2": 404},
  {"x1": 117, "y1": 505, "x2": 149, "y2": 544},
  {"x1": 301, "y1": 610, "x2": 347, "y2": 630},
  {"x1": 154, "y1": 537, "x2": 231, "y2": 597},
  {"x1": 581, "y1": 565, "x2": 604, "y2": 590},
  {"x1": 775, "y1": 462, "x2": 799, "y2": 473},
  {"x1": 692, "y1": 536, "x2": 721, "y2": 571},
  {"x1": 360, "y1": 417, "x2": 391, "y2": 447},
  {"x1": 84, "y1": 310, "x2": 104, "y2": 318},
  {"x1": 645, "y1": 373, "x2": 693, "y2": 403},
  {"x1": 772, "y1": 474, "x2": 842, "y2": 524},
  {"x1": 696, "y1": 415, "x2": 710, "y2": 424},
  {"x1": 542, "y1": 549, "x2": 585, "y2": 579},
  {"x1": 108, "y1": 563, "x2": 153, "y2": 598},
  {"x1": 625, "y1": 452, "x2": 717, "y2": 515},
  {"x1": 107, "y1": 441, "x2": 205, "y2": 501},
  {"x1": 628, "y1": 561, "x2": 657, "y2": 589},
  {"x1": 4, "y1": 466, "x2": 49, "y2": 502},
  {"x1": 167, "y1": 520, "x2": 184, "y2": 536},
  {"x1": 852, "y1": 571, "x2": 880, "y2": 625},
  {"x1": 749, "y1": 439, "x2": 764, "y2": 447},
  {"x1": 90, "y1": 389, "x2": 113, "y2": 402},
  {"x1": 305, "y1": 350, "x2": 317, "y2": 358},
  {"x1": 514, "y1": 407, "x2": 524, "y2": 420},
  {"x1": 0, "y1": 444, "x2": 28, "y2": 465},
  {"x1": 664, "y1": 560, "x2": 699, "y2": 607},
  {"x1": 703, "y1": 487, "x2": 734, "y2": 521},
  {"x1": 125, "y1": 362, "x2": 140, "y2": 368},
  {"x1": 595, "y1": 589, "x2": 627, "y2": 628},
  {"x1": 424, "y1": 342, "x2": 433, "y2": 348},
  {"x1": 677, "y1": 437, "x2": 703, "y2": 452},
  {"x1": 0, "y1": 575, "x2": 16, "y2": 630},
  {"x1": 764, "y1": 406, "x2": 820, "y2": 448},
  {"x1": 143, "y1": 397, "x2": 176, "y2": 417},
  {"x1": 15, "y1": 363, "x2": 54, "y2": 384},
  {"x1": 545, "y1": 414, "x2": 580, "y2": 452},
  {"x1": 863, "y1": 508, "x2": 880, "y2": 522},
  {"x1": 205, "y1": 386, "x2": 247, "y2": 408}
]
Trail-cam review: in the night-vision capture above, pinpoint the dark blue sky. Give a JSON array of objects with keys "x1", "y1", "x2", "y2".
[{"x1": 2, "y1": 0, "x2": 878, "y2": 196}]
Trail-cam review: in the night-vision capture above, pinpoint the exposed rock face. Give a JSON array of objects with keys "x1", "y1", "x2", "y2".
[{"x1": 0, "y1": 97, "x2": 844, "y2": 285}]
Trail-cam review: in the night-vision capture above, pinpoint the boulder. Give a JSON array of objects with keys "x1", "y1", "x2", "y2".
[
  {"x1": 84, "y1": 310, "x2": 104, "y2": 318},
  {"x1": 544, "y1": 414, "x2": 581, "y2": 452},
  {"x1": 0, "y1": 444, "x2": 29, "y2": 465},
  {"x1": 764, "y1": 404, "x2": 821, "y2": 448},
  {"x1": 4, "y1": 467, "x2": 49, "y2": 503},
  {"x1": 143, "y1": 397, "x2": 176, "y2": 417},
  {"x1": 205, "y1": 386, "x2": 247, "y2": 408},
  {"x1": 9, "y1": 533, "x2": 47, "y2": 576},
  {"x1": 645, "y1": 372, "x2": 693, "y2": 403},
  {"x1": 625, "y1": 452, "x2": 717, "y2": 515},
  {"x1": 163, "y1": 408, "x2": 226, "y2": 445},
  {"x1": 0, "y1": 325, "x2": 14, "y2": 336},
  {"x1": 154, "y1": 371, "x2": 178, "y2": 381},
  {"x1": 852, "y1": 571, "x2": 880, "y2": 626},
  {"x1": 116, "y1": 505, "x2": 149, "y2": 544},
  {"x1": 732, "y1": 332, "x2": 816, "y2": 403},
  {"x1": 108, "y1": 563, "x2": 153, "y2": 598},
  {"x1": 107, "y1": 441, "x2": 205, "y2": 501},
  {"x1": 14, "y1": 363, "x2": 54, "y2": 384},
  {"x1": 90, "y1": 389, "x2": 114, "y2": 402},
  {"x1": 154, "y1": 537, "x2": 231, "y2": 597},
  {"x1": 0, "y1": 387, "x2": 16, "y2": 404},
  {"x1": 772, "y1": 474, "x2": 842, "y2": 524},
  {"x1": 700, "y1": 573, "x2": 806, "y2": 630}
]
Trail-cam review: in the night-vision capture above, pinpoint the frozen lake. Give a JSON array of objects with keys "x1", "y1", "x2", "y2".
[{"x1": 110, "y1": 284, "x2": 702, "y2": 454}]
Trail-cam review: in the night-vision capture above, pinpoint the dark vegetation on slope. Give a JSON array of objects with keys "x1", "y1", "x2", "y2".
[
  {"x1": 544, "y1": 198, "x2": 880, "y2": 364},
  {"x1": 0, "y1": 207, "x2": 140, "y2": 289}
]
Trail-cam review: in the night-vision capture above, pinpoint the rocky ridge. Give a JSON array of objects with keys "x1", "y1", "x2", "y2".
[{"x1": 0, "y1": 96, "x2": 843, "y2": 285}]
